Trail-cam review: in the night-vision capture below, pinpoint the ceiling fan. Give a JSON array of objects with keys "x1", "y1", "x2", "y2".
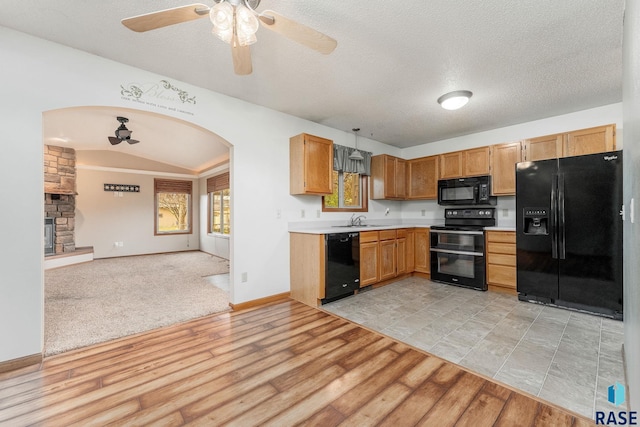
[
  {"x1": 121, "y1": 1, "x2": 337, "y2": 75},
  {"x1": 108, "y1": 116, "x2": 140, "y2": 145}
]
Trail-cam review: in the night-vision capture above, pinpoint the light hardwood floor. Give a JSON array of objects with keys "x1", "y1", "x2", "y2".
[{"x1": 0, "y1": 299, "x2": 595, "y2": 426}]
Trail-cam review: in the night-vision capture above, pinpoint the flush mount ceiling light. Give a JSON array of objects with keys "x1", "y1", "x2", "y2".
[
  {"x1": 349, "y1": 128, "x2": 364, "y2": 161},
  {"x1": 437, "y1": 90, "x2": 473, "y2": 110}
]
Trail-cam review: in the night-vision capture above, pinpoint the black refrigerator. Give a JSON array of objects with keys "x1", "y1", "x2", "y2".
[{"x1": 516, "y1": 151, "x2": 623, "y2": 319}]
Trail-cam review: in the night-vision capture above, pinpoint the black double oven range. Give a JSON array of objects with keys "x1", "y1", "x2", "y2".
[{"x1": 431, "y1": 175, "x2": 496, "y2": 291}]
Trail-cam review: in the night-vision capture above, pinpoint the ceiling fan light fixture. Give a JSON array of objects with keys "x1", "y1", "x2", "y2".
[
  {"x1": 210, "y1": 1, "x2": 234, "y2": 43},
  {"x1": 235, "y1": 4, "x2": 259, "y2": 46},
  {"x1": 437, "y1": 90, "x2": 473, "y2": 110}
]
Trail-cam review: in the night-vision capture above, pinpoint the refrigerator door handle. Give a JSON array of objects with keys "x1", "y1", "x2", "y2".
[
  {"x1": 550, "y1": 174, "x2": 558, "y2": 259},
  {"x1": 558, "y1": 173, "x2": 566, "y2": 260}
]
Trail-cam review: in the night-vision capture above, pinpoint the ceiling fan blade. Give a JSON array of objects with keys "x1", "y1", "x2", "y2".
[
  {"x1": 231, "y1": 34, "x2": 253, "y2": 75},
  {"x1": 127, "y1": 139, "x2": 140, "y2": 145},
  {"x1": 108, "y1": 137, "x2": 123, "y2": 145},
  {"x1": 122, "y1": 3, "x2": 210, "y2": 32},
  {"x1": 258, "y1": 10, "x2": 337, "y2": 54}
]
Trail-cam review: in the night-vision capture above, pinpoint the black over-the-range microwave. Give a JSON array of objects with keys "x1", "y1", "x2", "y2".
[{"x1": 437, "y1": 175, "x2": 497, "y2": 206}]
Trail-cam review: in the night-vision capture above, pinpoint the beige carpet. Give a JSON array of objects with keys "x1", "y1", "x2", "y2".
[{"x1": 44, "y1": 251, "x2": 230, "y2": 356}]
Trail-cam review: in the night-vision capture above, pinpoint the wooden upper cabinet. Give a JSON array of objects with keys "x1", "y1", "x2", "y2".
[
  {"x1": 371, "y1": 154, "x2": 406, "y2": 200},
  {"x1": 523, "y1": 125, "x2": 616, "y2": 161},
  {"x1": 440, "y1": 147, "x2": 490, "y2": 179},
  {"x1": 396, "y1": 159, "x2": 407, "y2": 199},
  {"x1": 564, "y1": 124, "x2": 616, "y2": 157},
  {"x1": 439, "y1": 151, "x2": 464, "y2": 179},
  {"x1": 523, "y1": 134, "x2": 563, "y2": 161},
  {"x1": 463, "y1": 146, "x2": 491, "y2": 177},
  {"x1": 407, "y1": 156, "x2": 438, "y2": 199},
  {"x1": 490, "y1": 142, "x2": 522, "y2": 196},
  {"x1": 289, "y1": 133, "x2": 333, "y2": 195}
]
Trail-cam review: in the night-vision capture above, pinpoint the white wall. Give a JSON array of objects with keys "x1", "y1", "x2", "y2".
[
  {"x1": 76, "y1": 167, "x2": 199, "y2": 258},
  {"x1": 622, "y1": 0, "x2": 639, "y2": 411}
]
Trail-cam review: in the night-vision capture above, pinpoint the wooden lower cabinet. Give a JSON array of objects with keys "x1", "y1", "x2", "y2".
[
  {"x1": 360, "y1": 231, "x2": 380, "y2": 287},
  {"x1": 486, "y1": 231, "x2": 516, "y2": 293},
  {"x1": 378, "y1": 230, "x2": 397, "y2": 281},
  {"x1": 396, "y1": 229, "x2": 413, "y2": 275},
  {"x1": 414, "y1": 228, "x2": 430, "y2": 274},
  {"x1": 289, "y1": 233, "x2": 325, "y2": 306}
]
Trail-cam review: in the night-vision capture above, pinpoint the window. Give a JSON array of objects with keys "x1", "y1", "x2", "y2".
[
  {"x1": 322, "y1": 171, "x2": 368, "y2": 212},
  {"x1": 154, "y1": 179, "x2": 192, "y2": 235},
  {"x1": 207, "y1": 172, "x2": 230, "y2": 235}
]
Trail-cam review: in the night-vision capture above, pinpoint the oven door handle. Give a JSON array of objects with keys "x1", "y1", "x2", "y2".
[
  {"x1": 430, "y1": 229, "x2": 484, "y2": 235},
  {"x1": 430, "y1": 248, "x2": 484, "y2": 257}
]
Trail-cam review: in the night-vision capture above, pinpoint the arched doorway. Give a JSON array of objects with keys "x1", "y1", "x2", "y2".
[{"x1": 42, "y1": 106, "x2": 233, "y2": 355}]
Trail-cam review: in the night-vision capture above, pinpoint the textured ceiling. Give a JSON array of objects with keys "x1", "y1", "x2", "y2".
[{"x1": 0, "y1": 0, "x2": 624, "y2": 162}]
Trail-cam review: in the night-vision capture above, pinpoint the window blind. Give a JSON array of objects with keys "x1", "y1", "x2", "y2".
[
  {"x1": 154, "y1": 179, "x2": 192, "y2": 194},
  {"x1": 206, "y1": 172, "x2": 230, "y2": 193}
]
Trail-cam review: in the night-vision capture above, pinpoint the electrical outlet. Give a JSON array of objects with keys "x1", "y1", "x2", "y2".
[
  {"x1": 421, "y1": 209, "x2": 426, "y2": 217},
  {"x1": 502, "y1": 209, "x2": 509, "y2": 217},
  {"x1": 316, "y1": 210, "x2": 321, "y2": 218},
  {"x1": 301, "y1": 209, "x2": 305, "y2": 218},
  {"x1": 241, "y1": 272, "x2": 248, "y2": 282},
  {"x1": 276, "y1": 209, "x2": 281, "y2": 219}
]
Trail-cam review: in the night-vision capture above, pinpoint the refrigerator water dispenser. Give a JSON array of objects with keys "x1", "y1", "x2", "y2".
[{"x1": 523, "y1": 208, "x2": 548, "y2": 235}]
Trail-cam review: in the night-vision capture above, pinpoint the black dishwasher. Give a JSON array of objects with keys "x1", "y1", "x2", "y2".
[{"x1": 322, "y1": 232, "x2": 360, "y2": 304}]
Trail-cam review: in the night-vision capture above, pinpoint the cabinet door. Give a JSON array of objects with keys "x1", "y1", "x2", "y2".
[
  {"x1": 439, "y1": 151, "x2": 464, "y2": 179},
  {"x1": 490, "y1": 142, "x2": 522, "y2": 196},
  {"x1": 564, "y1": 124, "x2": 616, "y2": 157},
  {"x1": 408, "y1": 156, "x2": 438, "y2": 199},
  {"x1": 360, "y1": 241, "x2": 379, "y2": 286},
  {"x1": 379, "y1": 239, "x2": 397, "y2": 281},
  {"x1": 523, "y1": 134, "x2": 562, "y2": 161},
  {"x1": 383, "y1": 155, "x2": 397, "y2": 198},
  {"x1": 395, "y1": 159, "x2": 407, "y2": 199},
  {"x1": 406, "y1": 229, "x2": 415, "y2": 272},
  {"x1": 463, "y1": 147, "x2": 490, "y2": 177},
  {"x1": 396, "y1": 237, "x2": 406, "y2": 275},
  {"x1": 289, "y1": 133, "x2": 333, "y2": 195},
  {"x1": 414, "y1": 228, "x2": 430, "y2": 274}
]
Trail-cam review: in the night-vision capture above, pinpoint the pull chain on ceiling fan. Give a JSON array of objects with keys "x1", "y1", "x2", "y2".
[{"x1": 121, "y1": 1, "x2": 337, "y2": 75}]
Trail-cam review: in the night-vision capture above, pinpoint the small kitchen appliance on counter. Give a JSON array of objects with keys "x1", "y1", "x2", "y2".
[
  {"x1": 430, "y1": 208, "x2": 495, "y2": 290},
  {"x1": 516, "y1": 151, "x2": 623, "y2": 319}
]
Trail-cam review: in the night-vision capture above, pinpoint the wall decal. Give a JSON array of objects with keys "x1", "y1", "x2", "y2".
[{"x1": 120, "y1": 79, "x2": 196, "y2": 116}]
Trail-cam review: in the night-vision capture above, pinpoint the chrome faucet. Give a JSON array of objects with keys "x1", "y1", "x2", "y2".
[{"x1": 350, "y1": 214, "x2": 366, "y2": 226}]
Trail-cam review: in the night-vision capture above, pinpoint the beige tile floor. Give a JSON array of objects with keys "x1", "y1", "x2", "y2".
[{"x1": 322, "y1": 276, "x2": 625, "y2": 419}]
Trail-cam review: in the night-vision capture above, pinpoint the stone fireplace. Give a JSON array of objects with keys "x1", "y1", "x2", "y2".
[{"x1": 44, "y1": 145, "x2": 76, "y2": 255}]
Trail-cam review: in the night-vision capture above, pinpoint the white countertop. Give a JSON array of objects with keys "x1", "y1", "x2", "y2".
[
  {"x1": 288, "y1": 222, "x2": 442, "y2": 234},
  {"x1": 485, "y1": 226, "x2": 516, "y2": 231},
  {"x1": 289, "y1": 222, "x2": 516, "y2": 234}
]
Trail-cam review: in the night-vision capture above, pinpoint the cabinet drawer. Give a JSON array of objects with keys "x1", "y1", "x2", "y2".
[
  {"x1": 486, "y1": 231, "x2": 516, "y2": 243},
  {"x1": 379, "y1": 229, "x2": 397, "y2": 241},
  {"x1": 360, "y1": 231, "x2": 379, "y2": 243},
  {"x1": 487, "y1": 253, "x2": 516, "y2": 267},
  {"x1": 487, "y1": 242, "x2": 516, "y2": 255},
  {"x1": 487, "y1": 264, "x2": 516, "y2": 288},
  {"x1": 396, "y1": 228, "x2": 408, "y2": 238}
]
